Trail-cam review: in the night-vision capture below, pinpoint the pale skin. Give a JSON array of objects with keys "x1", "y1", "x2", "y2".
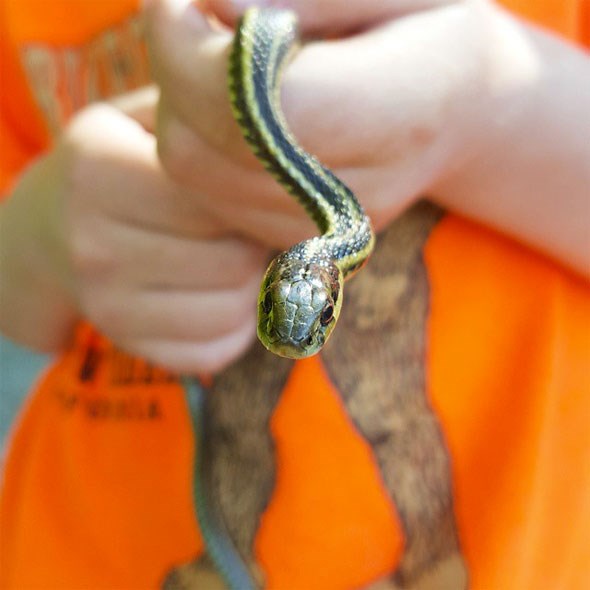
[{"x1": 0, "y1": 0, "x2": 589, "y2": 375}]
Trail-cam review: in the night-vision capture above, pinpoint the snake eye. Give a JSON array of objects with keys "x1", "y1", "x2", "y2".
[
  {"x1": 305, "y1": 335, "x2": 314, "y2": 347},
  {"x1": 320, "y1": 305, "x2": 334, "y2": 326},
  {"x1": 262, "y1": 292, "x2": 273, "y2": 314}
]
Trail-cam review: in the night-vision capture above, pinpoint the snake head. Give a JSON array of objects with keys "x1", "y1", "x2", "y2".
[{"x1": 257, "y1": 254, "x2": 343, "y2": 359}]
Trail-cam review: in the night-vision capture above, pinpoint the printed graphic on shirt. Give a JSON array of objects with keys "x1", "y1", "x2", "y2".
[
  {"x1": 55, "y1": 387, "x2": 163, "y2": 421},
  {"x1": 77, "y1": 337, "x2": 176, "y2": 387},
  {"x1": 47, "y1": 324, "x2": 176, "y2": 423},
  {"x1": 162, "y1": 203, "x2": 467, "y2": 590},
  {"x1": 20, "y1": 15, "x2": 149, "y2": 135},
  {"x1": 322, "y1": 202, "x2": 467, "y2": 588}
]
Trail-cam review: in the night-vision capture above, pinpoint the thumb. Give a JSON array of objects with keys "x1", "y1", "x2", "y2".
[{"x1": 204, "y1": 0, "x2": 458, "y2": 33}]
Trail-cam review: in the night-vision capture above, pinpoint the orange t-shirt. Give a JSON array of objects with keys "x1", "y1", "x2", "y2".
[{"x1": 1, "y1": 1, "x2": 589, "y2": 589}]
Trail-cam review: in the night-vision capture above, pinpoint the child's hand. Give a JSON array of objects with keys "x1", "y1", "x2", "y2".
[
  {"x1": 146, "y1": 0, "x2": 590, "y2": 276},
  {"x1": 1, "y1": 97, "x2": 268, "y2": 373},
  {"x1": 146, "y1": 0, "x2": 483, "y2": 243}
]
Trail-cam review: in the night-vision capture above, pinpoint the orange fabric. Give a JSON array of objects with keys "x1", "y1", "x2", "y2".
[
  {"x1": 0, "y1": 326, "x2": 203, "y2": 588},
  {"x1": 504, "y1": 0, "x2": 588, "y2": 41},
  {"x1": 0, "y1": 0, "x2": 139, "y2": 195},
  {"x1": 1, "y1": 0, "x2": 589, "y2": 588},
  {"x1": 6, "y1": 0, "x2": 139, "y2": 45},
  {"x1": 0, "y1": 3, "x2": 49, "y2": 194},
  {"x1": 426, "y1": 216, "x2": 590, "y2": 589},
  {"x1": 259, "y1": 357, "x2": 402, "y2": 589}
]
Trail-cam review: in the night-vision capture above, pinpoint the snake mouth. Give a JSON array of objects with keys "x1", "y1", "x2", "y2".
[
  {"x1": 265, "y1": 325, "x2": 281, "y2": 345},
  {"x1": 260, "y1": 339, "x2": 320, "y2": 360}
]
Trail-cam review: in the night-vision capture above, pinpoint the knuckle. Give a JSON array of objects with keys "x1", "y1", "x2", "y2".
[
  {"x1": 156, "y1": 112, "x2": 199, "y2": 185},
  {"x1": 68, "y1": 225, "x2": 116, "y2": 278},
  {"x1": 63, "y1": 103, "x2": 114, "y2": 146},
  {"x1": 60, "y1": 105, "x2": 117, "y2": 198}
]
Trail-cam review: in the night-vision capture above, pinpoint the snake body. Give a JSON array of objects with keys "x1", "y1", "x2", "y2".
[
  {"x1": 182, "y1": 376, "x2": 256, "y2": 589},
  {"x1": 185, "y1": 8, "x2": 375, "y2": 588},
  {"x1": 229, "y1": 7, "x2": 375, "y2": 359}
]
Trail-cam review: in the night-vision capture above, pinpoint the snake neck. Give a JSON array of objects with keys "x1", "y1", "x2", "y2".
[
  {"x1": 228, "y1": 7, "x2": 374, "y2": 278},
  {"x1": 290, "y1": 220, "x2": 374, "y2": 279}
]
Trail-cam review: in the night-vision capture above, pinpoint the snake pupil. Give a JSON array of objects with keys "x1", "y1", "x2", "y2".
[{"x1": 320, "y1": 305, "x2": 334, "y2": 326}]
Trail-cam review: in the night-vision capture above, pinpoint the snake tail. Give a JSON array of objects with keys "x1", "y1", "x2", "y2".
[{"x1": 182, "y1": 377, "x2": 257, "y2": 590}]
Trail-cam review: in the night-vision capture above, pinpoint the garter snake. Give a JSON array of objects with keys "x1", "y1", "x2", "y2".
[
  {"x1": 230, "y1": 7, "x2": 375, "y2": 359},
  {"x1": 184, "y1": 8, "x2": 375, "y2": 589}
]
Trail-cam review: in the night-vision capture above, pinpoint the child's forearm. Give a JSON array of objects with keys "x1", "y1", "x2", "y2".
[
  {"x1": 0, "y1": 156, "x2": 79, "y2": 351},
  {"x1": 1, "y1": 101, "x2": 268, "y2": 372},
  {"x1": 433, "y1": 9, "x2": 590, "y2": 277}
]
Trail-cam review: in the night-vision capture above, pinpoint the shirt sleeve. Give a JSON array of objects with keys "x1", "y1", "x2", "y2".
[{"x1": 0, "y1": 3, "x2": 49, "y2": 197}]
